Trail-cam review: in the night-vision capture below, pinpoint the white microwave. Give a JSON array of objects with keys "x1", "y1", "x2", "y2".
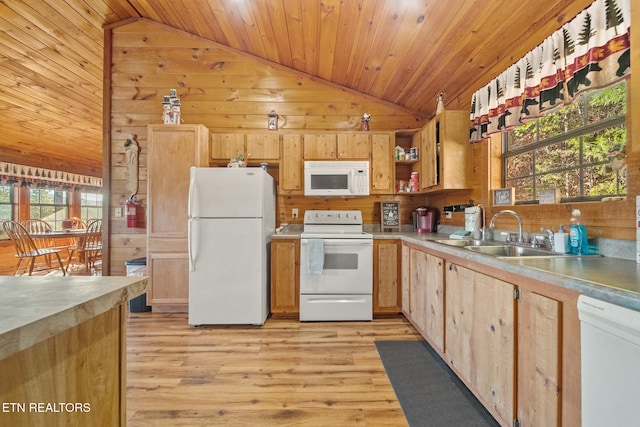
[{"x1": 304, "y1": 161, "x2": 370, "y2": 196}]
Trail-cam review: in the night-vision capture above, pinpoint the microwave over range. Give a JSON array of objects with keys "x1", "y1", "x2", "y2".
[{"x1": 303, "y1": 160, "x2": 370, "y2": 197}]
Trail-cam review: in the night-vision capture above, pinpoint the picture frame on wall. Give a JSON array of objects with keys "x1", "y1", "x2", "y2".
[
  {"x1": 539, "y1": 188, "x2": 561, "y2": 204},
  {"x1": 493, "y1": 188, "x2": 515, "y2": 206},
  {"x1": 381, "y1": 201, "x2": 401, "y2": 232}
]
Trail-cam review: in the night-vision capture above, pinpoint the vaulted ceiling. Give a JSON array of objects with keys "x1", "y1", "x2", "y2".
[{"x1": 0, "y1": 0, "x2": 593, "y2": 177}]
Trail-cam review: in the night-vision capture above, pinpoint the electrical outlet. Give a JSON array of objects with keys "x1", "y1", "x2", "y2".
[
  {"x1": 115, "y1": 207, "x2": 123, "y2": 218},
  {"x1": 292, "y1": 208, "x2": 298, "y2": 219}
]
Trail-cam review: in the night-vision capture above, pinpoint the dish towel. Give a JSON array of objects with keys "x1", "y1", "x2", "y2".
[{"x1": 308, "y1": 239, "x2": 325, "y2": 275}]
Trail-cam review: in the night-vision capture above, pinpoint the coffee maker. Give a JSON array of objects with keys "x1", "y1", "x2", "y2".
[{"x1": 413, "y1": 207, "x2": 438, "y2": 233}]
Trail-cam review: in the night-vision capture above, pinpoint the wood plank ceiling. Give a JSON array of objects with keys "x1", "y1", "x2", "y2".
[{"x1": 0, "y1": 0, "x2": 593, "y2": 177}]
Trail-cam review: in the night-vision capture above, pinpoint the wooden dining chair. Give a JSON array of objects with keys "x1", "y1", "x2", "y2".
[
  {"x1": 21, "y1": 219, "x2": 55, "y2": 251},
  {"x1": 68, "y1": 219, "x2": 102, "y2": 273},
  {"x1": 22, "y1": 218, "x2": 75, "y2": 265},
  {"x1": 82, "y1": 219, "x2": 103, "y2": 272},
  {"x1": 2, "y1": 220, "x2": 66, "y2": 276}
]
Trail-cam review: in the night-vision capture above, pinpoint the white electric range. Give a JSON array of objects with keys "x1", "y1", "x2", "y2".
[{"x1": 299, "y1": 210, "x2": 373, "y2": 321}]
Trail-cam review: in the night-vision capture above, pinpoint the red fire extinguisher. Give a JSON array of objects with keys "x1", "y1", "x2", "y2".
[{"x1": 126, "y1": 196, "x2": 138, "y2": 228}]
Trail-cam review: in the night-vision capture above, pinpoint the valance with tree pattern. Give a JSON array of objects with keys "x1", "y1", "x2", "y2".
[{"x1": 470, "y1": 0, "x2": 631, "y2": 142}]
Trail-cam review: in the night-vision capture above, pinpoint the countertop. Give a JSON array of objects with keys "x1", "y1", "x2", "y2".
[
  {"x1": 272, "y1": 227, "x2": 640, "y2": 312},
  {"x1": 0, "y1": 275, "x2": 149, "y2": 361}
]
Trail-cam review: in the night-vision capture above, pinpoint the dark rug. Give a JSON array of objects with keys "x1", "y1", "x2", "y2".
[{"x1": 375, "y1": 340, "x2": 500, "y2": 427}]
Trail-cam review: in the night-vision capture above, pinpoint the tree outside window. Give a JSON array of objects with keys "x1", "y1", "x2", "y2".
[
  {"x1": 0, "y1": 185, "x2": 13, "y2": 238},
  {"x1": 30, "y1": 188, "x2": 68, "y2": 231},
  {"x1": 503, "y1": 81, "x2": 627, "y2": 203}
]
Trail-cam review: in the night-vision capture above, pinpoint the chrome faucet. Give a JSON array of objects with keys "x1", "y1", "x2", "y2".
[
  {"x1": 476, "y1": 204, "x2": 487, "y2": 241},
  {"x1": 488, "y1": 210, "x2": 525, "y2": 243},
  {"x1": 538, "y1": 227, "x2": 555, "y2": 251}
]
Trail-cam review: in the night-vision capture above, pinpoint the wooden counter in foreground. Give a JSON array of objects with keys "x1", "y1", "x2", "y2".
[{"x1": 0, "y1": 276, "x2": 149, "y2": 427}]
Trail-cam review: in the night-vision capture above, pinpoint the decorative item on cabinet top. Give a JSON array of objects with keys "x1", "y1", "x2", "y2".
[
  {"x1": 268, "y1": 110, "x2": 278, "y2": 130},
  {"x1": 162, "y1": 89, "x2": 181, "y2": 125}
]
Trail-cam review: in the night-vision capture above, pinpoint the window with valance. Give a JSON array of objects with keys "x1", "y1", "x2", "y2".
[{"x1": 470, "y1": 0, "x2": 631, "y2": 142}]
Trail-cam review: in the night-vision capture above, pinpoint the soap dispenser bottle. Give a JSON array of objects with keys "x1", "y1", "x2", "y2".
[
  {"x1": 569, "y1": 210, "x2": 588, "y2": 255},
  {"x1": 554, "y1": 224, "x2": 569, "y2": 253}
]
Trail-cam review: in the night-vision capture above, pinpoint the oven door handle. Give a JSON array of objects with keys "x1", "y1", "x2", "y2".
[{"x1": 302, "y1": 240, "x2": 372, "y2": 247}]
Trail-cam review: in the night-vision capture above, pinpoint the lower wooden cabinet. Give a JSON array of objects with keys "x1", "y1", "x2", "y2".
[
  {"x1": 270, "y1": 239, "x2": 300, "y2": 318},
  {"x1": 403, "y1": 243, "x2": 444, "y2": 351},
  {"x1": 401, "y1": 243, "x2": 578, "y2": 426},
  {"x1": 147, "y1": 252, "x2": 189, "y2": 312},
  {"x1": 445, "y1": 262, "x2": 516, "y2": 425},
  {"x1": 517, "y1": 289, "x2": 562, "y2": 427},
  {"x1": 373, "y1": 240, "x2": 402, "y2": 315}
]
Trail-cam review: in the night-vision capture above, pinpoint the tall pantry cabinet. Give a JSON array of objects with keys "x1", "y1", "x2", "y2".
[{"x1": 146, "y1": 124, "x2": 209, "y2": 312}]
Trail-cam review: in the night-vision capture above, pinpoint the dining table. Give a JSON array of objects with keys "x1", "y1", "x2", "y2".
[
  {"x1": 29, "y1": 228, "x2": 101, "y2": 239},
  {"x1": 29, "y1": 228, "x2": 103, "y2": 272}
]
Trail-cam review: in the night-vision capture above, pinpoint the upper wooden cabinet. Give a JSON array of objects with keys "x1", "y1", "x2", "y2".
[
  {"x1": 303, "y1": 133, "x2": 337, "y2": 159},
  {"x1": 337, "y1": 133, "x2": 370, "y2": 158},
  {"x1": 303, "y1": 132, "x2": 370, "y2": 159},
  {"x1": 210, "y1": 133, "x2": 244, "y2": 162},
  {"x1": 281, "y1": 134, "x2": 303, "y2": 194},
  {"x1": 393, "y1": 128, "x2": 422, "y2": 194},
  {"x1": 148, "y1": 124, "x2": 209, "y2": 238},
  {"x1": 421, "y1": 110, "x2": 472, "y2": 192},
  {"x1": 370, "y1": 132, "x2": 394, "y2": 194},
  {"x1": 246, "y1": 133, "x2": 280, "y2": 159},
  {"x1": 210, "y1": 132, "x2": 280, "y2": 163}
]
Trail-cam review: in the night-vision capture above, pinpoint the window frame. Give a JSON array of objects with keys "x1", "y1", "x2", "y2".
[
  {"x1": 501, "y1": 83, "x2": 627, "y2": 204},
  {"x1": 29, "y1": 187, "x2": 69, "y2": 231},
  {"x1": 80, "y1": 190, "x2": 103, "y2": 223},
  {"x1": 0, "y1": 184, "x2": 14, "y2": 239}
]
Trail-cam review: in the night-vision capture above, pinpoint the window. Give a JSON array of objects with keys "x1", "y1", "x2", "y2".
[
  {"x1": 0, "y1": 184, "x2": 13, "y2": 239},
  {"x1": 30, "y1": 187, "x2": 68, "y2": 231},
  {"x1": 503, "y1": 81, "x2": 627, "y2": 203},
  {"x1": 81, "y1": 190, "x2": 103, "y2": 223}
]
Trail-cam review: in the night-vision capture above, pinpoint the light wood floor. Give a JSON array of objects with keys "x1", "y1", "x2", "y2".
[{"x1": 126, "y1": 313, "x2": 422, "y2": 426}]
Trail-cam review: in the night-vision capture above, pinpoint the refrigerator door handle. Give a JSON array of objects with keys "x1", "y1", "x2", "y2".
[
  {"x1": 188, "y1": 168, "x2": 196, "y2": 217},
  {"x1": 188, "y1": 219, "x2": 197, "y2": 272}
]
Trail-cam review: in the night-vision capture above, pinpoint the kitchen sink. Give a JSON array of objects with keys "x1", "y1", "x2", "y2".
[
  {"x1": 434, "y1": 239, "x2": 502, "y2": 247},
  {"x1": 465, "y1": 245, "x2": 562, "y2": 257}
]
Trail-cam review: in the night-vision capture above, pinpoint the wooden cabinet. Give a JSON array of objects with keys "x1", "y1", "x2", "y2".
[
  {"x1": 147, "y1": 124, "x2": 209, "y2": 312},
  {"x1": 408, "y1": 247, "x2": 429, "y2": 335},
  {"x1": 337, "y1": 133, "x2": 370, "y2": 158},
  {"x1": 303, "y1": 133, "x2": 337, "y2": 159},
  {"x1": 303, "y1": 132, "x2": 371, "y2": 159},
  {"x1": 421, "y1": 110, "x2": 472, "y2": 192},
  {"x1": 517, "y1": 289, "x2": 562, "y2": 427},
  {"x1": 402, "y1": 243, "x2": 580, "y2": 426},
  {"x1": 210, "y1": 133, "x2": 244, "y2": 161},
  {"x1": 373, "y1": 240, "x2": 402, "y2": 315},
  {"x1": 246, "y1": 133, "x2": 280, "y2": 159},
  {"x1": 401, "y1": 243, "x2": 410, "y2": 317},
  {"x1": 370, "y1": 132, "x2": 394, "y2": 194},
  {"x1": 270, "y1": 239, "x2": 300, "y2": 318},
  {"x1": 445, "y1": 262, "x2": 515, "y2": 425},
  {"x1": 280, "y1": 134, "x2": 303, "y2": 194},
  {"x1": 401, "y1": 243, "x2": 444, "y2": 351},
  {"x1": 210, "y1": 132, "x2": 280, "y2": 163},
  {"x1": 393, "y1": 128, "x2": 422, "y2": 194}
]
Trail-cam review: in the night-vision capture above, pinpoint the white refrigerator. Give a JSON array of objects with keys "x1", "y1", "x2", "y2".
[{"x1": 188, "y1": 167, "x2": 275, "y2": 326}]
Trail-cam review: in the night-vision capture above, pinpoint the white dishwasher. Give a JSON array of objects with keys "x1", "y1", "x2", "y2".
[{"x1": 578, "y1": 295, "x2": 640, "y2": 427}]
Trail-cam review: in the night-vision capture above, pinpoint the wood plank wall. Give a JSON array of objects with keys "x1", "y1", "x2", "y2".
[
  {"x1": 106, "y1": 16, "x2": 638, "y2": 275},
  {"x1": 107, "y1": 19, "x2": 425, "y2": 275}
]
